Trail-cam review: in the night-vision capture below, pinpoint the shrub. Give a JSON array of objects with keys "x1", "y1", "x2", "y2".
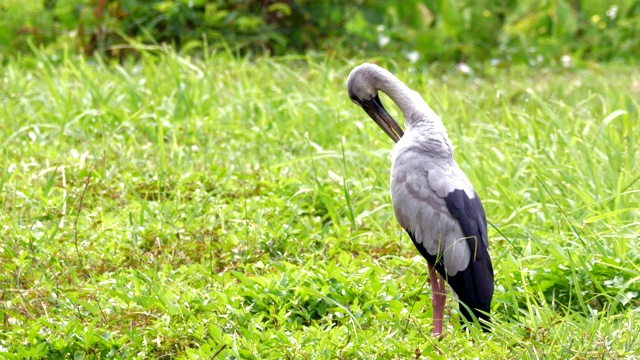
[{"x1": 0, "y1": 0, "x2": 638, "y2": 63}]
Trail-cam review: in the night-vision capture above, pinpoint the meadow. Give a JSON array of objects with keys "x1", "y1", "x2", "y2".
[{"x1": 1, "y1": 50, "x2": 639, "y2": 359}]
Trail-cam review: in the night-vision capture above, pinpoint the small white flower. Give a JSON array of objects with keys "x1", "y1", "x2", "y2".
[
  {"x1": 378, "y1": 34, "x2": 390, "y2": 48},
  {"x1": 405, "y1": 51, "x2": 420, "y2": 63},
  {"x1": 456, "y1": 62, "x2": 473, "y2": 75}
]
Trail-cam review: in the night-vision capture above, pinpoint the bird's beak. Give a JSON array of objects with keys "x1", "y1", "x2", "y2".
[{"x1": 361, "y1": 94, "x2": 404, "y2": 143}]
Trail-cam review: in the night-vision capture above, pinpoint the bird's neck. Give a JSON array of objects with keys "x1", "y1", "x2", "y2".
[{"x1": 376, "y1": 73, "x2": 450, "y2": 139}]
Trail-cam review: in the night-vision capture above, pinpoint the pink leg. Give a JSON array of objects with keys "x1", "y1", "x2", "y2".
[{"x1": 429, "y1": 263, "x2": 446, "y2": 336}]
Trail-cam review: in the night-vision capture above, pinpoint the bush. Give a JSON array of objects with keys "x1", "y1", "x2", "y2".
[{"x1": 0, "y1": 0, "x2": 639, "y2": 63}]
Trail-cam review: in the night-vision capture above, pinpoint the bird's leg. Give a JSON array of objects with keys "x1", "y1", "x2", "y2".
[{"x1": 429, "y1": 263, "x2": 446, "y2": 336}]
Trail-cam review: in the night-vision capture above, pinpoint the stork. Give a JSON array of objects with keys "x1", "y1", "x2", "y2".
[{"x1": 347, "y1": 63, "x2": 494, "y2": 335}]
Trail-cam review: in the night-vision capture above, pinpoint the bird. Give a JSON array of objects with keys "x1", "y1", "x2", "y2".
[{"x1": 347, "y1": 63, "x2": 494, "y2": 335}]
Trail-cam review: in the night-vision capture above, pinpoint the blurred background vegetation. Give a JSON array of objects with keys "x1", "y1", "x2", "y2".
[{"x1": 0, "y1": 0, "x2": 639, "y2": 63}]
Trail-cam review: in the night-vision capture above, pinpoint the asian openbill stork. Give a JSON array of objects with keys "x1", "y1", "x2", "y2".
[{"x1": 347, "y1": 63, "x2": 494, "y2": 335}]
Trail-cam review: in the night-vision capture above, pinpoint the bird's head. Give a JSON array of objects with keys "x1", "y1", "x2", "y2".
[
  {"x1": 347, "y1": 63, "x2": 404, "y2": 143},
  {"x1": 347, "y1": 63, "x2": 385, "y2": 106}
]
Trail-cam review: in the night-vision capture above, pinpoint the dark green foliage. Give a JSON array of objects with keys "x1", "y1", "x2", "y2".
[{"x1": 1, "y1": 0, "x2": 639, "y2": 62}]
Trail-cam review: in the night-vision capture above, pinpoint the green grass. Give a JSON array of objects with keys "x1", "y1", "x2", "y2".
[{"x1": 1, "y1": 49, "x2": 639, "y2": 359}]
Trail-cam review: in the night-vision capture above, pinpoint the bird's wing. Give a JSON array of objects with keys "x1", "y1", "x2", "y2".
[
  {"x1": 391, "y1": 158, "x2": 473, "y2": 276},
  {"x1": 391, "y1": 152, "x2": 494, "y2": 314},
  {"x1": 442, "y1": 187, "x2": 494, "y2": 313}
]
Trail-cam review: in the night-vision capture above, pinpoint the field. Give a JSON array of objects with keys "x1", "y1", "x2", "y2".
[{"x1": 1, "y1": 51, "x2": 639, "y2": 359}]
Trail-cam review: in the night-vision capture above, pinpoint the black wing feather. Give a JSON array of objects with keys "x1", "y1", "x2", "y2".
[{"x1": 442, "y1": 189, "x2": 494, "y2": 328}]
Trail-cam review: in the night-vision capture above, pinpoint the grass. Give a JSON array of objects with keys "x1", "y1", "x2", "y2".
[{"x1": 0, "y1": 49, "x2": 639, "y2": 359}]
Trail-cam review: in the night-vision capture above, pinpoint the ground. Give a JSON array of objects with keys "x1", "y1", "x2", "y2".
[{"x1": 1, "y1": 52, "x2": 639, "y2": 359}]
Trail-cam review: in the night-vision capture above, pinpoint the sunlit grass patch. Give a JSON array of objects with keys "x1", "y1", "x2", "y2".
[{"x1": 1, "y1": 51, "x2": 639, "y2": 358}]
